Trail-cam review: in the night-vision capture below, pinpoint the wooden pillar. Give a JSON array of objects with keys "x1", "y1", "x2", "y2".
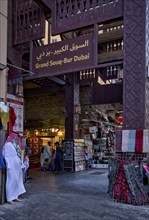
[
  {"x1": 145, "y1": 0, "x2": 149, "y2": 128},
  {"x1": 65, "y1": 72, "x2": 80, "y2": 140},
  {"x1": 123, "y1": 0, "x2": 147, "y2": 129}
]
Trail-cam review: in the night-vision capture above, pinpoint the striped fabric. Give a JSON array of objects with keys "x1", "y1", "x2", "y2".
[
  {"x1": 135, "y1": 130, "x2": 143, "y2": 153},
  {"x1": 122, "y1": 130, "x2": 129, "y2": 152},
  {"x1": 128, "y1": 130, "x2": 136, "y2": 152},
  {"x1": 143, "y1": 130, "x2": 149, "y2": 153},
  {"x1": 115, "y1": 130, "x2": 122, "y2": 151}
]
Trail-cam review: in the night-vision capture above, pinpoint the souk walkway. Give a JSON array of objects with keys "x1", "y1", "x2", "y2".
[{"x1": 0, "y1": 169, "x2": 148, "y2": 220}]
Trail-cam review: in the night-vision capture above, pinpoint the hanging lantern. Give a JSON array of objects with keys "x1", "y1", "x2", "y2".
[
  {"x1": 116, "y1": 116, "x2": 123, "y2": 123},
  {"x1": 15, "y1": 84, "x2": 23, "y2": 97}
]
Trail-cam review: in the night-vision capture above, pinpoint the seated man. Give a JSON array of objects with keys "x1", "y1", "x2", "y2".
[{"x1": 41, "y1": 158, "x2": 51, "y2": 171}]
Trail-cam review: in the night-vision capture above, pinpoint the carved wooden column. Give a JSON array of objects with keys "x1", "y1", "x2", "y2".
[
  {"x1": 65, "y1": 72, "x2": 80, "y2": 139},
  {"x1": 123, "y1": 0, "x2": 147, "y2": 129},
  {"x1": 145, "y1": 0, "x2": 149, "y2": 128}
]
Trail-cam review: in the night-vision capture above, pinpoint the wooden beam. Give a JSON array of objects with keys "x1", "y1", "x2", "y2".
[
  {"x1": 98, "y1": 29, "x2": 123, "y2": 44},
  {"x1": 98, "y1": 51, "x2": 123, "y2": 64},
  {"x1": 24, "y1": 85, "x2": 64, "y2": 96}
]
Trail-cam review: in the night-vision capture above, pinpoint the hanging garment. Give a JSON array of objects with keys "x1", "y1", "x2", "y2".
[
  {"x1": 0, "y1": 130, "x2": 6, "y2": 149},
  {"x1": 0, "y1": 110, "x2": 9, "y2": 131},
  {"x1": 0, "y1": 149, "x2": 5, "y2": 168},
  {"x1": 115, "y1": 130, "x2": 122, "y2": 151},
  {"x1": 0, "y1": 117, "x2": 3, "y2": 130},
  {"x1": 128, "y1": 130, "x2": 136, "y2": 152},
  {"x1": 124, "y1": 163, "x2": 149, "y2": 205},
  {"x1": 135, "y1": 130, "x2": 143, "y2": 153},
  {"x1": 143, "y1": 130, "x2": 149, "y2": 153},
  {"x1": 113, "y1": 160, "x2": 130, "y2": 203},
  {"x1": 9, "y1": 106, "x2": 16, "y2": 133},
  {"x1": 0, "y1": 102, "x2": 9, "y2": 131},
  {"x1": 107, "y1": 159, "x2": 119, "y2": 197},
  {"x1": 2, "y1": 142, "x2": 26, "y2": 202},
  {"x1": 143, "y1": 163, "x2": 149, "y2": 175},
  {"x1": 122, "y1": 130, "x2": 129, "y2": 152}
]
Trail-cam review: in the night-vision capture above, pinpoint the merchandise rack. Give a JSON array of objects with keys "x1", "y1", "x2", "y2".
[
  {"x1": 115, "y1": 152, "x2": 149, "y2": 160},
  {"x1": 63, "y1": 140, "x2": 74, "y2": 172}
]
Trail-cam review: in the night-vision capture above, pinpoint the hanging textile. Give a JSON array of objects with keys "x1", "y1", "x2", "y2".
[
  {"x1": 122, "y1": 130, "x2": 129, "y2": 152},
  {"x1": 0, "y1": 149, "x2": 5, "y2": 168},
  {"x1": 128, "y1": 130, "x2": 136, "y2": 152},
  {"x1": 0, "y1": 102, "x2": 9, "y2": 131},
  {"x1": 9, "y1": 106, "x2": 16, "y2": 133},
  {"x1": 107, "y1": 159, "x2": 119, "y2": 197},
  {"x1": 124, "y1": 163, "x2": 149, "y2": 205},
  {"x1": 113, "y1": 160, "x2": 130, "y2": 203},
  {"x1": 115, "y1": 130, "x2": 122, "y2": 151},
  {"x1": 0, "y1": 117, "x2": 3, "y2": 130},
  {"x1": 108, "y1": 159, "x2": 149, "y2": 205},
  {"x1": 143, "y1": 130, "x2": 149, "y2": 153},
  {"x1": 135, "y1": 130, "x2": 143, "y2": 153},
  {"x1": 0, "y1": 130, "x2": 6, "y2": 148}
]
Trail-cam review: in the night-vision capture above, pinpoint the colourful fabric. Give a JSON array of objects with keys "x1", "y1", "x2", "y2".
[
  {"x1": 128, "y1": 130, "x2": 136, "y2": 152},
  {"x1": 111, "y1": 160, "x2": 149, "y2": 205},
  {"x1": 0, "y1": 102, "x2": 9, "y2": 131},
  {"x1": 113, "y1": 160, "x2": 130, "y2": 203},
  {"x1": 0, "y1": 110, "x2": 9, "y2": 131},
  {"x1": 0, "y1": 117, "x2": 3, "y2": 130},
  {"x1": 0, "y1": 149, "x2": 5, "y2": 168},
  {"x1": 135, "y1": 130, "x2": 143, "y2": 153},
  {"x1": 115, "y1": 130, "x2": 122, "y2": 151},
  {"x1": 143, "y1": 130, "x2": 149, "y2": 153},
  {"x1": 9, "y1": 106, "x2": 16, "y2": 133},
  {"x1": 0, "y1": 130, "x2": 6, "y2": 149},
  {"x1": 143, "y1": 163, "x2": 149, "y2": 175},
  {"x1": 122, "y1": 130, "x2": 129, "y2": 152}
]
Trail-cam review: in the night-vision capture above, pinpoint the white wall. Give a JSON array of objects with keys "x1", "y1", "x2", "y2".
[{"x1": 0, "y1": 0, "x2": 8, "y2": 100}]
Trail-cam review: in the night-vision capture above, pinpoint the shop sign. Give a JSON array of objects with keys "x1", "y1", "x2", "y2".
[{"x1": 32, "y1": 34, "x2": 95, "y2": 77}]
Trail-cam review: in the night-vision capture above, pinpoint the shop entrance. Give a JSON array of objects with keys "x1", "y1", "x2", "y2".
[
  {"x1": 23, "y1": 76, "x2": 123, "y2": 171},
  {"x1": 23, "y1": 76, "x2": 65, "y2": 168}
]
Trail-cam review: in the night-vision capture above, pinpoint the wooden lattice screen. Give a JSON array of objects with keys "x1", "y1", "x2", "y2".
[
  {"x1": 13, "y1": 0, "x2": 45, "y2": 45},
  {"x1": 52, "y1": 0, "x2": 124, "y2": 34}
]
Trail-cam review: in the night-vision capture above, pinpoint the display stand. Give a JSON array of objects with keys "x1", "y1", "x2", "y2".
[
  {"x1": 92, "y1": 137, "x2": 114, "y2": 168},
  {"x1": 29, "y1": 137, "x2": 41, "y2": 168},
  {"x1": 63, "y1": 140, "x2": 74, "y2": 172},
  {"x1": 63, "y1": 139, "x2": 86, "y2": 172},
  {"x1": 74, "y1": 139, "x2": 86, "y2": 172},
  {"x1": 84, "y1": 139, "x2": 93, "y2": 168}
]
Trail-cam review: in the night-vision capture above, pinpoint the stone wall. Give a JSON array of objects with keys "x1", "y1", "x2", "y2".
[{"x1": 24, "y1": 92, "x2": 65, "y2": 129}]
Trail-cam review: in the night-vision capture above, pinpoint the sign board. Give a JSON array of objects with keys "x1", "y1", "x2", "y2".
[
  {"x1": 32, "y1": 34, "x2": 95, "y2": 77},
  {"x1": 7, "y1": 94, "x2": 24, "y2": 135}
]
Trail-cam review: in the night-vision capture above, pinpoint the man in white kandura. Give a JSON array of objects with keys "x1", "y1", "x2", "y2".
[
  {"x1": 43, "y1": 141, "x2": 52, "y2": 164},
  {"x1": 2, "y1": 132, "x2": 26, "y2": 205}
]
